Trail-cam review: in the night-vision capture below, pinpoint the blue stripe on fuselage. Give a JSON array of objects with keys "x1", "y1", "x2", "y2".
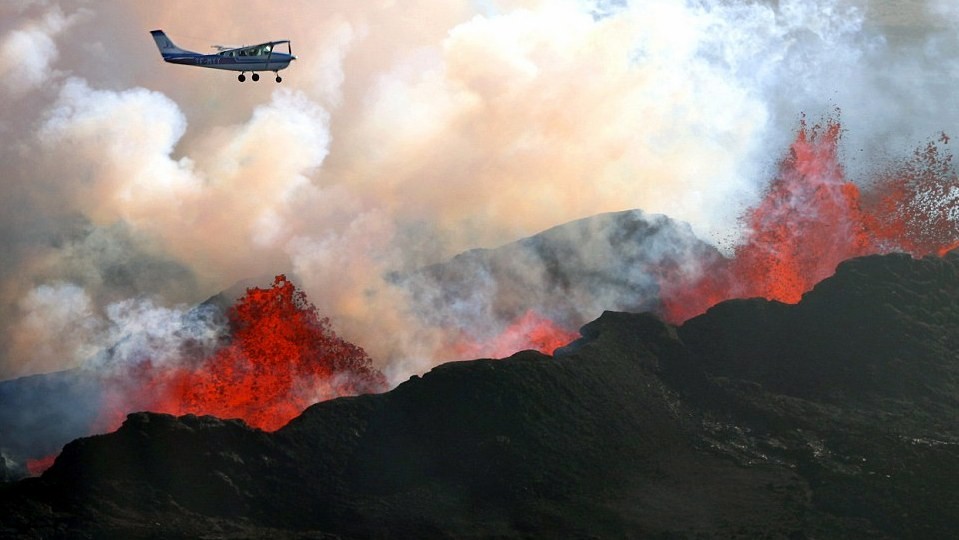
[{"x1": 163, "y1": 53, "x2": 292, "y2": 71}]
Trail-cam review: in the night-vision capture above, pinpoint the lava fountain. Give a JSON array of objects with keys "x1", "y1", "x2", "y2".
[
  {"x1": 24, "y1": 114, "x2": 959, "y2": 476},
  {"x1": 96, "y1": 275, "x2": 388, "y2": 433},
  {"x1": 662, "y1": 114, "x2": 959, "y2": 323},
  {"x1": 453, "y1": 309, "x2": 580, "y2": 360}
]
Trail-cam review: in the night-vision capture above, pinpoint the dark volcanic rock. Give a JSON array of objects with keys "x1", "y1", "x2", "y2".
[
  {"x1": 0, "y1": 209, "x2": 710, "y2": 475},
  {"x1": 676, "y1": 252, "x2": 959, "y2": 538},
  {"x1": 0, "y1": 299, "x2": 228, "y2": 481},
  {"x1": 2, "y1": 251, "x2": 959, "y2": 538}
]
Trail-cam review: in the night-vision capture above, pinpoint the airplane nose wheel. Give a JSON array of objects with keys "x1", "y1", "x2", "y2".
[
  {"x1": 238, "y1": 73, "x2": 246, "y2": 82},
  {"x1": 275, "y1": 73, "x2": 282, "y2": 83},
  {"x1": 252, "y1": 73, "x2": 260, "y2": 82}
]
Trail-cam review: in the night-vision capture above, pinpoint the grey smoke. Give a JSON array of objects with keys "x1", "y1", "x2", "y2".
[{"x1": 1, "y1": 1, "x2": 958, "y2": 385}]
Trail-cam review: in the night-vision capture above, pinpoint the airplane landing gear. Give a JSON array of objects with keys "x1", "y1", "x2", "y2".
[{"x1": 239, "y1": 72, "x2": 282, "y2": 83}]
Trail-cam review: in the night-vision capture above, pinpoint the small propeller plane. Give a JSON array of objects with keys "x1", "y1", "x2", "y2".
[{"x1": 150, "y1": 30, "x2": 295, "y2": 82}]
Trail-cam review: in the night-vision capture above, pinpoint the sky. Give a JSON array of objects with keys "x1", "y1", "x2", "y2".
[{"x1": 2, "y1": 0, "x2": 958, "y2": 382}]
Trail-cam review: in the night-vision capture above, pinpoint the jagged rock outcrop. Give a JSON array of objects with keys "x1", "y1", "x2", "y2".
[
  {"x1": 2, "y1": 251, "x2": 959, "y2": 538},
  {"x1": 0, "y1": 209, "x2": 716, "y2": 476}
]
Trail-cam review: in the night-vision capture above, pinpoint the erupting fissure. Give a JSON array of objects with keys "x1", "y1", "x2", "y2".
[
  {"x1": 96, "y1": 275, "x2": 388, "y2": 433},
  {"x1": 454, "y1": 309, "x2": 579, "y2": 360},
  {"x1": 24, "y1": 115, "x2": 959, "y2": 476},
  {"x1": 662, "y1": 114, "x2": 959, "y2": 322}
]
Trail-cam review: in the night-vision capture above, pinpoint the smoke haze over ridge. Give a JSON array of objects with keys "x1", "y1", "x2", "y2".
[{"x1": 2, "y1": 1, "x2": 958, "y2": 381}]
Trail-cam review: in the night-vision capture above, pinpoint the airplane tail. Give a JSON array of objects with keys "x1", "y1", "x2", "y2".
[{"x1": 149, "y1": 30, "x2": 194, "y2": 57}]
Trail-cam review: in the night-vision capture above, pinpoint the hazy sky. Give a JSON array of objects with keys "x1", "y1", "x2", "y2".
[{"x1": 2, "y1": 0, "x2": 957, "y2": 381}]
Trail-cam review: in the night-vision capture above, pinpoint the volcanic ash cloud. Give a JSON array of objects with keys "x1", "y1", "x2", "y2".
[{"x1": 3, "y1": 0, "x2": 959, "y2": 384}]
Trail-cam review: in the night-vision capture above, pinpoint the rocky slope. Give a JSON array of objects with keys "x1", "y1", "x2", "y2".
[
  {"x1": 0, "y1": 209, "x2": 716, "y2": 476},
  {"x1": 2, "y1": 250, "x2": 958, "y2": 538}
]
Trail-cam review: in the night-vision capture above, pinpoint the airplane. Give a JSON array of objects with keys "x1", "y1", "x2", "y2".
[{"x1": 150, "y1": 30, "x2": 295, "y2": 82}]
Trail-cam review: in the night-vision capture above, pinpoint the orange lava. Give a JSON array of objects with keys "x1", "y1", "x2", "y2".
[
  {"x1": 97, "y1": 275, "x2": 387, "y2": 432},
  {"x1": 662, "y1": 115, "x2": 959, "y2": 323},
  {"x1": 865, "y1": 132, "x2": 959, "y2": 257},
  {"x1": 24, "y1": 115, "x2": 959, "y2": 477},
  {"x1": 455, "y1": 309, "x2": 579, "y2": 359},
  {"x1": 25, "y1": 454, "x2": 57, "y2": 477}
]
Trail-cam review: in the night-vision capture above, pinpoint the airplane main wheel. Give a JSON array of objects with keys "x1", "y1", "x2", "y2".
[
  {"x1": 276, "y1": 75, "x2": 282, "y2": 83},
  {"x1": 238, "y1": 74, "x2": 246, "y2": 82},
  {"x1": 252, "y1": 73, "x2": 260, "y2": 82}
]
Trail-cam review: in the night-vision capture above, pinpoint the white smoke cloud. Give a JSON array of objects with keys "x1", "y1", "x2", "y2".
[
  {"x1": 924, "y1": 0, "x2": 959, "y2": 22},
  {"x1": 7, "y1": 279, "x2": 224, "y2": 379},
  {"x1": 36, "y1": 78, "x2": 334, "y2": 284},
  {"x1": 38, "y1": 78, "x2": 198, "y2": 226},
  {"x1": 0, "y1": 4, "x2": 87, "y2": 97},
  {"x1": 93, "y1": 298, "x2": 224, "y2": 371},
  {"x1": 8, "y1": 283, "x2": 101, "y2": 375},
  {"x1": 3, "y1": 0, "x2": 959, "y2": 384},
  {"x1": 300, "y1": 15, "x2": 364, "y2": 108}
]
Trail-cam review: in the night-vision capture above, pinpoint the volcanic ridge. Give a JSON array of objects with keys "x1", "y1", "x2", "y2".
[
  {"x1": 3, "y1": 116, "x2": 959, "y2": 537},
  {"x1": 2, "y1": 250, "x2": 959, "y2": 538}
]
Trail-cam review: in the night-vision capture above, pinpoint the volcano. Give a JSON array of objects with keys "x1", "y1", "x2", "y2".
[
  {"x1": 5, "y1": 114, "x2": 958, "y2": 483},
  {"x1": 0, "y1": 275, "x2": 388, "y2": 480},
  {"x1": 0, "y1": 209, "x2": 714, "y2": 477},
  {"x1": 2, "y1": 116, "x2": 958, "y2": 535},
  {"x1": 2, "y1": 250, "x2": 959, "y2": 538}
]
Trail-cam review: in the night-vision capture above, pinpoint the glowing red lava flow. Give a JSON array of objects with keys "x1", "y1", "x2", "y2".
[
  {"x1": 96, "y1": 275, "x2": 388, "y2": 433},
  {"x1": 25, "y1": 455, "x2": 57, "y2": 477},
  {"x1": 662, "y1": 116, "x2": 959, "y2": 323},
  {"x1": 29, "y1": 279, "x2": 572, "y2": 476},
  {"x1": 454, "y1": 309, "x2": 580, "y2": 360},
  {"x1": 27, "y1": 116, "x2": 958, "y2": 476},
  {"x1": 88, "y1": 117, "x2": 955, "y2": 446}
]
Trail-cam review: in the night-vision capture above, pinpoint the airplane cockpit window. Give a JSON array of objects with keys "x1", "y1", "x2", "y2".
[{"x1": 221, "y1": 44, "x2": 278, "y2": 57}]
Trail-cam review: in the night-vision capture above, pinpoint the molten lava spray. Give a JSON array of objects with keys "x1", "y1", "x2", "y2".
[
  {"x1": 866, "y1": 132, "x2": 959, "y2": 257},
  {"x1": 25, "y1": 454, "x2": 56, "y2": 477},
  {"x1": 27, "y1": 275, "x2": 573, "y2": 475},
  {"x1": 20, "y1": 115, "x2": 959, "y2": 476},
  {"x1": 454, "y1": 309, "x2": 579, "y2": 360},
  {"x1": 9, "y1": 1, "x2": 959, "y2": 479},
  {"x1": 662, "y1": 115, "x2": 959, "y2": 323},
  {"x1": 96, "y1": 275, "x2": 387, "y2": 433}
]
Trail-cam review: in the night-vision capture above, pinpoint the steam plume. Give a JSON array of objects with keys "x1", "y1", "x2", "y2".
[{"x1": 2, "y1": 1, "x2": 958, "y2": 386}]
